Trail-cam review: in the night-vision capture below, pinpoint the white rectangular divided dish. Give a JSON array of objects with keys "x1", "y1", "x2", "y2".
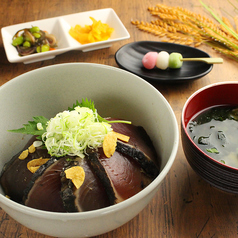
[{"x1": 1, "y1": 8, "x2": 130, "y2": 64}]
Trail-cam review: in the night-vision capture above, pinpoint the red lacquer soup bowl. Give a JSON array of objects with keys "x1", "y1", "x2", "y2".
[{"x1": 181, "y1": 82, "x2": 238, "y2": 193}]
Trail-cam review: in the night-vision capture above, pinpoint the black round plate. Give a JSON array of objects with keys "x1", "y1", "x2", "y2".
[{"x1": 115, "y1": 41, "x2": 213, "y2": 83}]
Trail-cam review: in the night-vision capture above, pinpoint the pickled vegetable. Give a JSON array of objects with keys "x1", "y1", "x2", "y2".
[
  {"x1": 12, "y1": 26, "x2": 57, "y2": 56},
  {"x1": 69, "y1": 17, "x2": 114, "y2": 44}
]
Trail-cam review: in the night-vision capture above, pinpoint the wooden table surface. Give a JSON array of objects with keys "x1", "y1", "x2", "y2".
[{"x1": 1, "y1": 0, "x2": 238, "y2": 237}]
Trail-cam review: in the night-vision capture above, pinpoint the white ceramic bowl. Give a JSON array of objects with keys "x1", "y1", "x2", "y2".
[{"x1": 0, "y1": 63, "x2": 179, "y2": 238}]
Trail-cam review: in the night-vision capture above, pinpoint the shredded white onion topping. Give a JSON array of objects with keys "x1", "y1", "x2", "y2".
[{"x1": 42, "y1": 106, "x2": 112, "y2": 158}]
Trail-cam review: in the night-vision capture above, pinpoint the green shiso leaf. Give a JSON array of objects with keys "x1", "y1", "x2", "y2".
[
  {"x1": 68, "y1": 98, "x2": 131, "y2": 124},
  {"x1": 68, "y1": 98, "x2": 108, "y2": 122},
  {"x1": 68, "y1": 98, "x2": 95, "y2": 111},
  {"x1": 8, "y1": 116, "x2": 48, "y2": 137}
]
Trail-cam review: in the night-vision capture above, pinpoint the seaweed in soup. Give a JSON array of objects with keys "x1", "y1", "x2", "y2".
[{"x1": 187, "y1": 105, "x2": 238, "y2": 169}]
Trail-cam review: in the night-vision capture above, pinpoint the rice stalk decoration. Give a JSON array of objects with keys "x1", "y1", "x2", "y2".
[{"x1": 131, "y1": 0, "x2": 238, "y2": 61}]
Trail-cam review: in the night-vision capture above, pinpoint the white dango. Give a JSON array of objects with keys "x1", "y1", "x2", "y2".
[
  {"x1": 142, "y1": 51, "x2": 183, "y2": 70},
  {"x1": 156, "y1": 51, "x2": 170, "y2": 70}
]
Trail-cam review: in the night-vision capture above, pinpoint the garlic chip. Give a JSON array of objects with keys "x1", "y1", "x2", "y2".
[
  {"x1": 65, "y1": 166, "x2": 85, "y2": 189},
  {"x1": 103, "y1": 131, "x2": 118, "y2": 158},
  {"x1": 27, "y1": 157, "x2": 50, "y2": 173},
  {"x1": 103, "y1": 131, "x2": 130, "y2": 158},
  {"x1": 28, "y1": 144, "x2": 36, "y2": 153},
  {"x1": 113, "y1": 131, "x2": 130, "y2": 142},
  {"x1": 18, "y1": 149, "x2": 29, "y2": 160}
]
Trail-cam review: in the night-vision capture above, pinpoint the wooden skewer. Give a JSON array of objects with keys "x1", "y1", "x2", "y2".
[{"x1": 180, "y1": 57, "x2": 223, "y2": 64}]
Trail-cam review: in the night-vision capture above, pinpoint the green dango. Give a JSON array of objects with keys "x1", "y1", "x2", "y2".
[{"x1": 169, "y1": 52, "x2": 183, "y2": 69}]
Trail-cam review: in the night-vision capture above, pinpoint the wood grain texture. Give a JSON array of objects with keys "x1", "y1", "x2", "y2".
[{"x1": 1, "y1": 0, "x2": 238, "y2": 237}]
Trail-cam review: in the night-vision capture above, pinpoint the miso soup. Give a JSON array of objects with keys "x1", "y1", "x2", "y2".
[{"x1": 187, "y1": 105, "x2": 238, "y2": 169}]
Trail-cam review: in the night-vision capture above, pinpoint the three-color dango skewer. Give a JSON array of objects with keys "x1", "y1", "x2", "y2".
[
  {"x1": 142, "y1": 51, "x2": 183, "y2": 70},
  {"x1": 142, "y1": 51, "x2": 223, "y2": 70}
]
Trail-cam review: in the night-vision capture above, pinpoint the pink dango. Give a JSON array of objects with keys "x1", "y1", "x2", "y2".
[{"x1": 142, "y1": 52, "x2": 158, "y2": 69}]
